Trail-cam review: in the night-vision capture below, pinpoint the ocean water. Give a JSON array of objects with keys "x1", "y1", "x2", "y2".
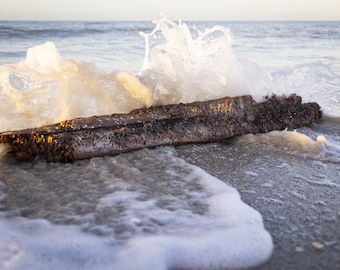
[{"x1": 0, "y1": 18, "x2": 339, "y2": 269}]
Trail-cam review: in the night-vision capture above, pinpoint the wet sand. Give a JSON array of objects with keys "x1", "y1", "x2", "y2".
[
  {"x1": 177, "y1": 120, "x2": 340, "y2": 270},
  {"x1": 1, "y1": 119, "x2": 339, "y2": 270}
]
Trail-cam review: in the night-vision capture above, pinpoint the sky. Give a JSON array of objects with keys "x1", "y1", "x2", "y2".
[{"x1": 1, "y1": 0, "x2": 340, "y2": 21}]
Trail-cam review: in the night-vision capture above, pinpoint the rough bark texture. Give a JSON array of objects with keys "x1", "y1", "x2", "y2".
[{"x1": 0, "y1": 95, "x2": 322, "y2": 162}]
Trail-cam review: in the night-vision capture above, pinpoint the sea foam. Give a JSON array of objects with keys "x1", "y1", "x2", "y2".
[
  {"x1": 236, "y1": 129, "x2": 340, "y2": 162},
  {"x1": 0, "y1": 42, "x2": 153, "y2": 132},
  {"x1": 0, "y1": 18, "x2": 339, "y2": 133},
  {"x1": 140, "y1": 16, "x2": 271, "y2": 104},
  {"x1": 0, "y1": 17, "x2": 271, "y2": 132},
  {"x1": 0, "y1": 149, "x2": 273, "y2": 270}
]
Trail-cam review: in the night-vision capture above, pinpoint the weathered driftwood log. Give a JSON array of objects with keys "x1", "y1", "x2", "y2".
[{"x1": 0, "y1": 95, "x2": 321, "y2": 162}]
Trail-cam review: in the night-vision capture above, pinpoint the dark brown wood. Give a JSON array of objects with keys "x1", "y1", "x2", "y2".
[{"x1": 0, "y1": 95, "x2": 322, "y2": 162}]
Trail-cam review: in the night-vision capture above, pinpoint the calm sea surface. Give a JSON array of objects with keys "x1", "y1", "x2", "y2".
[{"x1": 1, "y1": 21, "x2": 339, "y2": 73}]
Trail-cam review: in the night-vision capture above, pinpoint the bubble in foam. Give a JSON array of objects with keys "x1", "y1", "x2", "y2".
[{"x1": 316, "y1": 135, "x2": 327, "y2": 143}]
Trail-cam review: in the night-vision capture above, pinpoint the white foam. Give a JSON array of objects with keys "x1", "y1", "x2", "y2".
[
  {"x1": 0, "y1": 216, "x2": 117, "y2": 270},
  {"x1": 237, "y1": 129, "x2": 340, "y2": 162},
  {"x1": 25, "y1": 41, "x2": 62, "y2": 74},
  {"x1": 161, "y1": 165, "x2": 274, "y2": 270},
  {"x1": 1, "y1": 18, "x2": 338, "y2": 132},
  {"x1": 112, "y1": 228, "x2": 272, "y2": 270},
  {"x1": 242, "y1": 130, "x2": 324, "y2": 152},
  {"x1": 0, "y1": 43, "x2": 153, "y2": 132},
  {"x1": 271, "y1": 62, "x2": 340, "y2": 117},
  {"x1": 0, "y1": 151, "x2": 273, "y2": 270},
  {"x1": 140, "y1": 16, "x2": 271, "y2": 104}
]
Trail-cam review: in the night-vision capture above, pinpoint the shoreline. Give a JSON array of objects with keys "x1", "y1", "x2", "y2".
[{"x1": 177, "y1": 132, "x2": 340, "y2": 270}]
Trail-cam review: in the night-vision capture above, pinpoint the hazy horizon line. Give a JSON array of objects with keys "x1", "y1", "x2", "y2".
[{"x1": 1, "y1": 19, "x2": 339, "y2": 22}]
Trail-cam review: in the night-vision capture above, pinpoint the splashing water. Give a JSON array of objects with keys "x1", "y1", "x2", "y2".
[
  {"x1": 0, "y1": 19, "x2": 339, "y2": 270},
  {"x1": 1, "y1": 18, "x2": 339, "y2": 133},
  {"x1": 140, "y1": 19, "x2": 339, "y2": 117},
  {"x1": 0, "y1": 42, "x2": 153, "y2": 131},
  {"x1": 271, "y1": 62, "x2": 340, "y2": 117},
  {"x1": 140, "y1": 16, "x2": 271, "y2": 104},
  {"x1": 0, "y1": 17, "x2": 273, "y2": 132}
]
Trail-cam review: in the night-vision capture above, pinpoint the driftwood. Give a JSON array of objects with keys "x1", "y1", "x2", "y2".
[{"x1": 0, "y1": 95, "x2": 321, "y2": 162}]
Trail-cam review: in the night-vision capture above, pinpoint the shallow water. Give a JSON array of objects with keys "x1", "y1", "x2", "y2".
[
  {"x1": 176, "y1": 118, "x2": 340, "y2": 270},
  {"x1": 0, "y1": 18, "x2": 339, "y2": 269}
]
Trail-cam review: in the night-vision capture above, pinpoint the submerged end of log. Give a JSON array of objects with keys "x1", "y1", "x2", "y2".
[{"x1": 0, "y1": 94, "x2": 322, "y2": 162}]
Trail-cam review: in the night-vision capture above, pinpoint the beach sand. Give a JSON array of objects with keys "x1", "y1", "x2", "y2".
[{"x1": 177, "y1": 123, "x2": 340, "y2": 270}]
